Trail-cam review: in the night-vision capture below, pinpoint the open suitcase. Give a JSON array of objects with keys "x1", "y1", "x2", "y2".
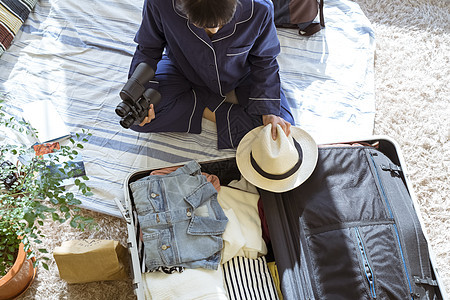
[{"x1": 116, "y1": 136, "x2": 447, "y2": 300}]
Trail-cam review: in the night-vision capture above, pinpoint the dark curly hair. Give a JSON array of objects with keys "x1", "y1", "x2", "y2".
[{"x1": 177, "y1": 0, "x2": 238, "y2": 28}]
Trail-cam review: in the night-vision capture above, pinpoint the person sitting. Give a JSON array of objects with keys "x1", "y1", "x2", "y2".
[{"x1": 128, "y1": 0, "x2": 294, "y2": 149}]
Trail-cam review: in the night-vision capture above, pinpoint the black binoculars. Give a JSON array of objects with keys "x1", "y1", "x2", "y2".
[{"x1": 116, "y1": 63, "x2": 161, "y2": 129}]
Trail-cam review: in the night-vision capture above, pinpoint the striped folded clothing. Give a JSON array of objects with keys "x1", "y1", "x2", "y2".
[
  {"x1": 222, "y1": 256, "x2": 280, "y2": 300},
  {"x1": 0, "y1": 0, "x2": 37, "y2": 55}
]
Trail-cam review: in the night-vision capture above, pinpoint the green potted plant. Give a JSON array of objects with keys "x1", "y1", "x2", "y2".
[{"x1": 0, "y1": 98, "x2": 95, "y2": 298}]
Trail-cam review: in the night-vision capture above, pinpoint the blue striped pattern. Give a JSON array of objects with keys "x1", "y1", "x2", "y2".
[{"x1": 0, "y1": 0, "x2": 375, "y2": 217}]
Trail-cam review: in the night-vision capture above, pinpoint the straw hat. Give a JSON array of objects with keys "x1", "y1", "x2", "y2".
[{"x1": 236, "y1": 124, "x2": 318, "y2": 193}]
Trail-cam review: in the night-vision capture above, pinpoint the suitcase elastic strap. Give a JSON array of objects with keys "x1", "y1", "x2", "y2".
[{"x1": 368, "y1": 150, "x2": 435, "y2": 299}]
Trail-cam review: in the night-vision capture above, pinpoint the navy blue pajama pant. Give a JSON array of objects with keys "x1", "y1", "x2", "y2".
[{"x1": 130, "y1": 56, "x2": 294, "y2": 149}]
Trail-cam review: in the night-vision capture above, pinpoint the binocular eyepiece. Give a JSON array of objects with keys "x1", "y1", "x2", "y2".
[{"x1": 116, "y1": 63, "x2": 161, "y2": 129}]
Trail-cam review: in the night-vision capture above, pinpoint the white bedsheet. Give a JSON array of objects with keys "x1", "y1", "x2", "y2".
[{"x1": 0, "y1": 0, "x2": 375, "y2": 217}]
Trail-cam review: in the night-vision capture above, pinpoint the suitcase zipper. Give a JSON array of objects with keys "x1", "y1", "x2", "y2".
[{"x1": 355, "y1": 227, "x2": 376, "y2": 299}]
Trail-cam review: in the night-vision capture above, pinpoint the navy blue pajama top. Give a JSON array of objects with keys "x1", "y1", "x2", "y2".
[{"x1": 130, "y1": 0, "x2": 283, "y2": 116}]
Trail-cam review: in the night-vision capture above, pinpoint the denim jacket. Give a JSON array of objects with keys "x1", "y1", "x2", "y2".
[{"x1": 130, "y1": 161, "x2": 228, "y2": 270}]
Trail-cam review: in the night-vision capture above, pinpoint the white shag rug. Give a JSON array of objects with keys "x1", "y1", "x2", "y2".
[
  {"x1": 17, "y1": 0, "x2": 449, "y2": 299},
  {"x1": 357, "y1": 0, "x2": 450, "y2": 296}
]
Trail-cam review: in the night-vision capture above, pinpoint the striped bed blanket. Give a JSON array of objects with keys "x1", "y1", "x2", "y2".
[{"x1": 0, "y1": 0, "x2": 375, "y2": 217}]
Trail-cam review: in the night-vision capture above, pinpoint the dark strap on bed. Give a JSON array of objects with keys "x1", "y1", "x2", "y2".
[{"x1": 319, "y1": 0, "x2": 325, "y2": 27}]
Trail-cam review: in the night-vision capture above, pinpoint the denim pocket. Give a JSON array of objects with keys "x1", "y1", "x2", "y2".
[
  {"x1": 142, "y1": 231, "x2": 161, "y2": 267},
  {"x1": 143, "y1": 230, "x2": 174, "y2": 268},
  {"x1": 131, "y1": 180, "x2": 159, "y2": 215},
  {"x1": 145, "y1": 180, "x2": 164, "y2": 212}
]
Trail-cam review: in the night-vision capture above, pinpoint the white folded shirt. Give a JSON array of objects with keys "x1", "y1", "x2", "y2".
[{"x1": 218, "y1": 178, "x2": 267, "y2": 263}]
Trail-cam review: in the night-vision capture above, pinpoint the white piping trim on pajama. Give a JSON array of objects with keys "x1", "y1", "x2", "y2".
[
  {"x1": 187, "y1": 20, "x2": 225, "y2": 99},
  {"x1": 173, "y1": 0, "x2": 255, "y2": 42},
  {"x1": 248, "y1": 97, "x2": 281, "y2": 101},
  {"x1": 226, "y1": 49, "x2": 251, "y2": 56},
  {"x1": 187, "y1": 89, "x2": 197, "y2": 132},
  {"x1": 213, "y1": 97, "x2": 227, "y2": 113},
  {"x1": 226, "y1": 104, "x2": 235, "y2": 149},
  {"x1": 172, "y1": 0, "x2": 186, "y2": 18},
  {"x1": 212, "y1": 0, "x2": 254, "y2": 43}
]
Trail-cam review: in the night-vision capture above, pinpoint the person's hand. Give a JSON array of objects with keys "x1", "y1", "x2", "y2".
[
  {"x1": 262, "y1": 114, "x2": 291, "y2": 140},
  {"x1": 139, "y1": 104, "x2": 156, "y2": 126}
]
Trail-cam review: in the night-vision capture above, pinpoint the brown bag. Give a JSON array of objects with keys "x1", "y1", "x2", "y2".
[
  {"x1": 53, "y1": 239, "x2": 129, "y2": 283},
  {"x1": 272, "y1": 0, "x2": 325, "y2": 36}
]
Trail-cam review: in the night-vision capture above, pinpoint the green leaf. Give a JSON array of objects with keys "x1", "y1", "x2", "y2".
[
  {"x1": 23, "y1": 212, "x2": 36, "y2": 226},
  {"x1": 42, "y1": 262, "x2": 49, "y2": 270},
  {"x1": 70, "y1": 220, "x2": 77, "y2": 228},
  {"x1": 38, "y1": 249, "x2": 49, "y2": 254},
  {"x1": 68, "y1": 198, "x2": 82, "y2": 205}
]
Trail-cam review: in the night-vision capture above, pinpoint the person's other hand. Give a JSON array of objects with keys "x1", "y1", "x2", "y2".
[
  {"x1": 262, "y1": 114, "x2": 291, "y2": 140},
  {"x1": 139, "y1": 104, "x2": 155, "y2": 126}
]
